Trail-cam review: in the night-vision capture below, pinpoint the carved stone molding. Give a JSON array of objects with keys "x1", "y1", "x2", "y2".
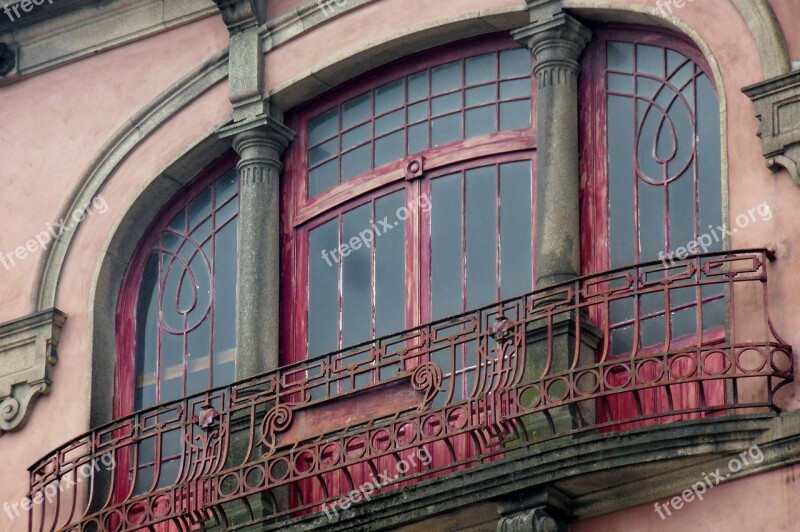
[
  {"x1": 213, "y1": 0, "x2": 266, "y2": 30},
  {"x1": 214, "y1": 0, "x2": 269, "y2": 120},
  {"x1": 743, "y1": 70, "x2": 800, "y2": 185},
  {"x1": 0, "y1": 308, "x2": 66, "y2": 433}
]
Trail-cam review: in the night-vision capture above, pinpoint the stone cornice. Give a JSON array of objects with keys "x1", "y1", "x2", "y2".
[{"x1": 0, "y1": 0, "x2": 217, "y2": 86}]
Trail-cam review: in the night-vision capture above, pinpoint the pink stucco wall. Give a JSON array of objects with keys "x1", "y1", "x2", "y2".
[
  {"x1": 574, "y1": 464, "x2": 800, "y2": 531},
  {"x1": 770, "y1": 0, "x2": 800, "y2": 61},
  {"x1": 0, "y1": 16, "x2": 231, "y2": 531},
  {"x1": 1, "y1": 0, "x2": 799, "y2": 530}
]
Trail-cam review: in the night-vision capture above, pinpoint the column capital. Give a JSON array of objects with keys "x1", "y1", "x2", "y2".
[
  {"x1": 512, "y1": 13, "x2": 592, "y2": 73},
  {"x1": 219, "y1": 114, "x2": 296, "y2": 178}
]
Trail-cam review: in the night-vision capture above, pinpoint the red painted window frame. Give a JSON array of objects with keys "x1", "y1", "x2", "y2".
[
  {"x1": 579, "y1": 26, "x2": 726, "y2": 426},
  {"x1": 579, "y1": 25, "x2": 718, "y2": 277},
  {"x1": 282, "y1": 34, "x2": 538, "y2": 364},
  {"x1": 114, "y1": 153, "x2": 239, "y2": 501}
]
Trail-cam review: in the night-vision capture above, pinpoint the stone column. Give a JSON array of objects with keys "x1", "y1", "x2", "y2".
[
  {"x1": 511, "y1": 3, "x2": 595, "y2": 436},
  {"x1": 220, "y1": 117, "x2": 295, "y2": 378},
  {"x1": 513, "y1": 5, "x2": 591, "y2": 289},
  {"x1": 213, "y1": 2, "x2": 294, "y2": 526}
]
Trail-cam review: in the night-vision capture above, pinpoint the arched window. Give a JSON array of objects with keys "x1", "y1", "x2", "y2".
[
  {"x1": 282, "y1": 36, "x2": 537, "y2": 364},
  {"x1": 115, "y1": 157, "x2": 239, "y2": 490},
  {"x1": 580, "y1": 27, "x2": 723, "y2": 424},
  {"x1": 281, "y1": 35, "x2": 538, "y2": 506}
]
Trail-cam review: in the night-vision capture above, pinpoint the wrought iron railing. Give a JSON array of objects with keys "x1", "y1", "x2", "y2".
[{"x1": 28, "y1": 250, "x2": 793, "y2": 531}]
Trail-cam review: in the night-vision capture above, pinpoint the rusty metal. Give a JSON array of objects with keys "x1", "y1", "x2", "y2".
[{"x1": 28, "y1": 250, "x2": 793, "y2": 531}]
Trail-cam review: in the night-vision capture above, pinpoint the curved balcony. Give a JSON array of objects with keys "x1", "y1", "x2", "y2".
[{"x1": 28, "y1": 249, "x2": 793, "y2": 531}]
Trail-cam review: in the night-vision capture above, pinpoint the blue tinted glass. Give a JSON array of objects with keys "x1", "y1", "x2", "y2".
[
  {"x1": 309, "y1": 107, "x2": 339, "y2": 145},
  {"x1": 500, "y1": 48, "x2": 530, "y2": 78},
  {"x1": 308, "y1": 219, "x2": 340, "y2": 356},
  {"x1": 431, "y1": 173, "x2": 463, "y2": 318}
]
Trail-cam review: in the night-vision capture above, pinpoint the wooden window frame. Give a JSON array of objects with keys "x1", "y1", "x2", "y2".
[{"x1": 282, "y1": 34, "x2": 538, "y2": 364}]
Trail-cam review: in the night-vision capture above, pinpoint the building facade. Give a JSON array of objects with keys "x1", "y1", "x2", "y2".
[{"x1": 2, "y1": 0, "x2": 800, "y2": 530}]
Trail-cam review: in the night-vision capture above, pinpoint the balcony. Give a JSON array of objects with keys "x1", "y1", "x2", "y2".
[{"x1": 28, "y1": 250, "x2": 794, "y2": 531}]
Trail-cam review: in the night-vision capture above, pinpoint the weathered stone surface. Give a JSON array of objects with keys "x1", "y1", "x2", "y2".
[
  {"x1": 512, "y1": 5, "x2": 591, "y2": 289},
  {"x1": 263, "y1": 413, "x2": 800, "y2": 531},
  {"x1": 744, "y1": 70, "x2": 800, "y2": 185}
]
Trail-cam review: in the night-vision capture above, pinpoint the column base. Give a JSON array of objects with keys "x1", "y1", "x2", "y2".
[{"x1": 520, "y1": 310, "x2": 601, "y2": 439}]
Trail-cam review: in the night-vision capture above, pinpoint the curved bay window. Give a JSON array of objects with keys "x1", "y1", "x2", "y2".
[
  {"x1": 106, "y1": 24, "x2": 725, "y2": 524},
  {"x1": 116, "y1": 158, "x2": 239, "y2": 493},
  {"x1": 281, "y1": 27, "x2": 724, "y2": 504}
]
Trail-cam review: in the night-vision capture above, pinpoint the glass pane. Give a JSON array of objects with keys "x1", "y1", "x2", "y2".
[
  {"x1": 342, "y1": 204, "x2": 373, "y2": 347},
  {"x1": 408, "y1": 101, "x2": 429, "y2": 123},
  {"x1": 309, "y1": 107, "x2": 339, "y2": 146},
  {"x1": 408, "y1": 122, "x2": 429, "y2": 154},
  {"x1": 431, "y1": 113, "x2": 462, "y2": 147},
  {"x1": 408, "y1": 71, "x2": 429, "y2": 101},
  {"x1": 309, "y1": 219, "x2": 340, "y2": 356},
  {"x1": 669, "y1": 168, "x2": 696, "y2": 252},
  {"x1": 608, "y1": 94, "x2": 636, "y2": 268},
  {"x1": 134, "y1": 254, "x2": 159, "y2": 410},
  {"x1": 309, "y1": 138, "x2": 338, "y2": 166},
  {"x1": 697, "y1": 74, "x2": 722, "y2": 251},
  {"x1": 342, "y1": 93, "x2": 372, "y2": 129},
  {"x1": 375, "y1": 109, "x2": 404, "y2": 135},
  {"x1": 375, "y1": 191, "x2": 406, "y2": 337},
  {"x1": 189, "y1": 187, "x2": 212, "y2": 230},
  {"x1": 607, "y1": 41, "x2": 634, "y2": 72},
  {"x1": 432, "y1": 92, "x2": 461, "y2": 116},
  {"x1": 431, "y1": 173, "x2": 463, "y2": 319},
  {"x1": 431, "y1": 61, "x2": 462, "y2": 94},
  {"x1": 375, "y1": 131, "x2": 405, "y2": 167},
  {"x1": 500, "y1": 48, "x2": 530, "y2": 79},
  {"x1": 341, "y1": 143, "x2": 372, "y2": 181},
  {"x1": 499, "y1": 100, "x2": 531, "y2": 131},
  {"x1": 466, "y1": 53, "x2": 496, "y2": 85},
  {"x1": 607, "y1": 73, "x2": 634, "y2": 94},
  {"x1": 375, "y1": 79, "x2": 405, "y2": 114},
  {"x1": 499, "y1": 79, "x2": 530, "y2": 100},
  {"x1": 309, "y1": 159, "x2": 338, "y2": 197},
  {"x1": 160, "y1": 330, "x2": 183, "y2": 402},
  {"x1": 187, "y1": 319, "x2": 211, "y2": 395},
  {"x1": 500, "y1": 161, "x2": 533, "y2": 298},
  {"x1": 466, "y1": 84, "x2": 495, "y2": 106},
  {"x1": 213, "y1": 218, "x2": 237, "y2": 379},
  {"x1": 342, "y1": 123, "x2": 371, "y2": 150},
  {"x1": 466, "y1": 166, "x2": 497, "y2": 308},
  {"x1": 465, "y1": 105, "x2": 496, "y2": 138},
  {"x1": 637, "y1": 44, "x2": 664, "y2": 77}
]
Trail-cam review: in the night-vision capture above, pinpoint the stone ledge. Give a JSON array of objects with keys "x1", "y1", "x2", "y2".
[
  {"x1": 256, "y1": 413, "x2": 800, "y2": 531},
  {"x1": 0, "y1": 308, "x2": 66, "y2": 433}
]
